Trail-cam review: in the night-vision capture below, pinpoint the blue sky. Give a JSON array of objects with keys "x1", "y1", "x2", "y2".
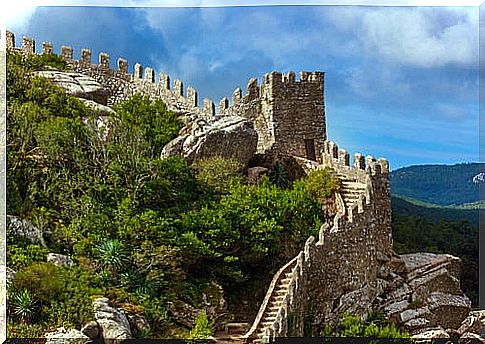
[{"x1": 6, "y1": 4, "x2": 479, "y2": 169}]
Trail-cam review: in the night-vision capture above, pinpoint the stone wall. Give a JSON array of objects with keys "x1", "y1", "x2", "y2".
[
  {"x1": 302, "y1": 141, "x2": 392, "y2": 332},
  {"x1": 244, "y1": 140, "x2": 392, "y2": 342},
  {"x1": 6, "y1": 31, "x2": 326, "y2": 161},
  {"x1": 219, "y1": 71, "x2": 326, "y2": 160}
]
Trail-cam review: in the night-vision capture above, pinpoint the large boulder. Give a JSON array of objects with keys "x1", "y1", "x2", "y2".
[
  {"x1": 36, "y1": 71, "x2": 110, "y2": 105},
  {"x1": 79, "y1": 98, "x2": 116, "y2": 116},
  {"x1": 457, "y1": 310, "x2": 485, "y2": 342},
  {"x1": 7, "y1": 215, "x2": 45, "y2": 245},
  {"x1": 161, "y1": 116, "x2": 258, "y2": 167},
  {"x1": 93, "y1": 297, "x2": 132, "y2": 340},
  {"x1": 45, "y1": 327, "x2": 91, "y2": 344},
  {"x1": 376, "y1": 252, "x2": 471, "y2": 335},
  {"x1": 81, "y1": 320, "x2": 100, "y2": 340},
  {"x1": 168, "y1": 300, "x2": 200, "y2": 328},
  {"x1": 47, "y1": 253, "x2": 74, "y2": 267}
]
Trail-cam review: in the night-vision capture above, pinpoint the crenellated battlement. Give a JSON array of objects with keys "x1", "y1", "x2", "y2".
[
  {"x1": 321, "y1": 140, "x2": 389, "y2": 181},
  {"x1": 7, "y1": 30, "x2": 327, "y2": 160},
  {"x1": 6, "y1": 31, "x2": 211, "y2": 116},
  {"x1": 247, "y1": 141, "x2": 392, "y2": 342}
]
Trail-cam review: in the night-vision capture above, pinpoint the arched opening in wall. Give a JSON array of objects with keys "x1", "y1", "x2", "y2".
[{"x1": 305, "y1": 139, "x2": 316, "y2": 161}]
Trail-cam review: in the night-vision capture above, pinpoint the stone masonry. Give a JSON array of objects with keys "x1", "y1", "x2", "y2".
[
  {"x1": 7, "y1": 30, "x2": 471, "y2": 343},
  {"x1": 243, "y1": 141, "x2": 393, "y2": 343},
  {"x1": 6, "y1": 31, "x2": 326, "y2": 162}
]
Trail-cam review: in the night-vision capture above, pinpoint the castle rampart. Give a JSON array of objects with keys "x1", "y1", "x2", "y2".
[
  {"x1": 7, "y1": 31, "x2": 327, "y2": 162},
  {"x1": 245, "y1": 141, "x2": 392, "y2": 342}
]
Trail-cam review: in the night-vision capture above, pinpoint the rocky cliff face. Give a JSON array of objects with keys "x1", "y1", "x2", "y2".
[
  {"x1": 376, "y1": 252, "x2": 471, "y2": 336},
  {"x1": 161, "y1": 116, "x2": 258, "y2": 167}
]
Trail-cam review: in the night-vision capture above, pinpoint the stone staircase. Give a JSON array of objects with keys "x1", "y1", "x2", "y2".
[
  {"x1": 243, "y1": 255, "x2": 301, "y2": 343},
  {"x1": 338, "y1": 178, "x2": 367, "y2": 209}
]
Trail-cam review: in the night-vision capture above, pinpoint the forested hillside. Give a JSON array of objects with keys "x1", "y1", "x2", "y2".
[
  {"x1": 390, "y1": 163, "x2": 481, "y2": 206},
  {"x1": 390, "y1": 165, "x2": 480, "y2": 306}
]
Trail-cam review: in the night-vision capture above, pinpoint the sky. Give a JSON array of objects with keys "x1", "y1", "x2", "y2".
[{"x1": 4, "y1": 2, "x2": 480, "y2": 170}]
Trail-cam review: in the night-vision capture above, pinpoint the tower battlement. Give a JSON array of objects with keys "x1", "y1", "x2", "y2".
[{"x1": 7, "y1": 30, "x2": 327, "y2": 160}]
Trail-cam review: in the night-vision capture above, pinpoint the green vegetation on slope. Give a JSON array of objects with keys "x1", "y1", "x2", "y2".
[
  {"x1": 6, "y1": 50, "x2": 339, "y2": 337},
  {"x1": 391, "y1": 196, "x2": 479, "y2": 226},
  {"x1": 321, "y1": 313, "x2": 409, "y2": 338},
  {"x1": 390, "y1": 163, "x2": 481, "y2": 206}
]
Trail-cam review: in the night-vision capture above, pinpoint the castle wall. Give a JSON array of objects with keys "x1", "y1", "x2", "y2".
[
  {"x1": 7, "y1": 30, "x2": 327, "y2": 161},
  {"x1": 247, "y1": 141, "x2": 393, "y2": 341},
  {"x1": 298, "y1": 141, "x2": 391, "y2": 329},
  {"x1": 303, "y1": 141, "x2": 392, "y2": 331},
  {"x1": 220, "y1": 71, "x2": 326, "y2": 160}
]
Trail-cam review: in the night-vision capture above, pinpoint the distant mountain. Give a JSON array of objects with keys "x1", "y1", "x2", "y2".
[
  {"x1": 390, "y1": 164, "x2": 481, "y2": 306},
  {"x1": 391, "y1": 196, "x2": 479, "y2": 226},
  {"x1": 390, "y1": 163, "x2": 482, "y2": 206}
]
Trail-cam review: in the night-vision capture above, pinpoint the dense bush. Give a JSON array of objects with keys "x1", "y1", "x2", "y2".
[
  {"x1": 193, "y1": 155, "x2": 243, "y2": 194},
  {"x1": 302, "y1": 167, "x2": 340, "y2": 204},
  {"x1": 321, "y1": 313, "x2": 409, "y2": 338},
  {"x1": 10, "y1": 262, "x2": 101, "y2": 329}
]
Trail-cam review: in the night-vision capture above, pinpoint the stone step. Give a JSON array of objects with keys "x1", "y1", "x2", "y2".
[
  {"x1": 341, "y1": 194, "x2": 361, "y2": 200},
  {"x1": 268, "y1": 300, "x2": 281, "y2": 307},
  {"x1": 266, "y1": 311, "x2": 278, "y2": 317},
  {"x1": 340, "y1": 188, "x2": 364, "y2": 194},
  {"x1": 262, "y1": 321, "x2": 275, "y2": 327},
  {"x1": 268, "y1": 305, "x2": 281, "y2": 312},
  {"x1": 341, "y1": 181, "x2": 366, "y2": 187},
  {"x1": 224, "y1": 322, "x2": 251, "y2": 335}
]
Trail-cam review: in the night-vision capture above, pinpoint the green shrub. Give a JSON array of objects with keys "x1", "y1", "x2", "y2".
[
  {"x1": 301, "y1": 167, "x2": 340, "y2": 204},
  {"x1": 269, "y1": 163, "x2": 289, "y2": 188},
  {"x1": 7, "y1": 321, "x2": 45, "y2": 338},
  {"x1": 321, "y1": 313, "x2": 409, "y2": 338},
  {"x1": 10, "y1": 289, "x2": 38, "y2": 323},
  {"x1": 188, "y1": 310, "x2": 214, "y2": 339},
  {"x1": 193, "y1": 155, "x2": 243, "y2": 194},
  {"x1": 112, "y1": 93, "x2": 182, "y2": 156},
  {"x1": 13, "y1": 262, "x2": 101, "y2": 329},
  {"x1": 95, "y1": 239, "x2": 129, "y2": 272},
  {"x1": 7, "y1": 229, "x2": 50, "y2": 270}
]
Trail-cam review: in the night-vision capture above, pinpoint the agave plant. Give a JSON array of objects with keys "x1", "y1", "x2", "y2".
[
  {"x1": 269, "y1": 163, "x2": 288, "y2": 188},
  {"x1": 95, "y1": 239, "x2": 129, "y2": 272},
  {"x1": 11, "y1": 289, "x2": 37, "y2": 323}
]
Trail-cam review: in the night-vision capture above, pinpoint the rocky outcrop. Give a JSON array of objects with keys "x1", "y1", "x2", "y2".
[
  {"x1": 79, "y1": 98, "x2": 116, "y2": 116},
  {"x1": 7, "y1": 215, "x2": 45, "y2": 245},
  {"x1": 456, "y1": 310, "x2": 485, "y2": 342},
  {"x1": 93, "y1": 297, "x2": 132, "y2": 340},
  {"x1": 412, "y1": 328, "x2": 450, "y2": 339},
  {"x1": 81, "y1": 320, "x2": 100, "y2": 340},
  {"x1": 376, "y1": 252, "x2": 471, "y2": 335},
  {"x1": 45, "y1": 327, "x2": 91, "y2": 344},
  {"x1": 47, "y1": 253, "x2": 74, "y2": 267},
  {"x1": 161, "y1": 116, "x2": 258, "y2": 167},
  {"x1": 36, "y1": 71, "x2": 110, "y2": 105},
  {"x1": 203, "y1": 282, "x2": 228, "y2": 322},
  {"x1": 168, "y1": 300, "x2": 200, "y2": 328},
  {"x1": 168, "y1": 282, "x2": 228, "y2": 329},
  {"x1": 127, "y1": 314, "x2": 150, "y2": 337},
  {"x1": 247, "y1": 166, "x2": 269, "y2": 183}
]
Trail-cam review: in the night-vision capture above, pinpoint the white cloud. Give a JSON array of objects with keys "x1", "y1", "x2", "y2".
[
  {"x1": 3, "y1": 3, "x2": 37, "y2": 32},
  {"x1": 325, "y1": 7, "x2": 478, "y2": 68}
]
